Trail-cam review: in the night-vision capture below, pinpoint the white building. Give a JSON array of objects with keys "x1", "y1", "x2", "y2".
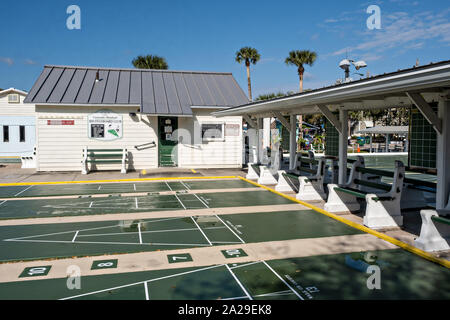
[
  {"x1": 24, "y1": 65, "x2": 248, "y2": 172},
  {"x1": 0, "y1": 88, "x2": 36, "y2": 161}
]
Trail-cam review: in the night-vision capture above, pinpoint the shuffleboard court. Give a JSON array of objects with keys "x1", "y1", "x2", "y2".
[
  {"x1": 0, "y1": 210, "x2": 363, "y2": 262},
  {"x1": 0, "y1": 190, "x2": 293, "y2": 220},
  {"x1": 0, "y1": 249, "x2": 448, "y2": 300},
  {"x1": 0, "y1": 179, "x2": 256, "y2": 199}
]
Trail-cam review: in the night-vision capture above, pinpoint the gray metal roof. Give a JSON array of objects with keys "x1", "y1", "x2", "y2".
[
  {"x1": 24, "y1": 65, "x2": 249, "y2": 115},
  {"x1": 357, "y1": 126, "x2": 409, "y2": 134}
]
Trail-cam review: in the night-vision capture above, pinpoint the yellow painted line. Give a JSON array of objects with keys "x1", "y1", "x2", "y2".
[
  {"x1": 0, "y1": 176, "x2": 239, "y2": 187},
  {"x1": 238, "y1": 176, "x2": 450, "y2": 269},
  {"x1": 191, "y1": 169, "x2": 197, "y2": 173},
  {"x1": 0, "y1": 156, "x2": 20, "y2": 159}
]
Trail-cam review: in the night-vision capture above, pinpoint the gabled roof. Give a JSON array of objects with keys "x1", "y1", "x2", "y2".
[
  {"x1": 0, "y1": 88, "x2": 28, "y2": 96},
  {"x1": 24, "y1": 65, "x2": 249, "y2": 116}
]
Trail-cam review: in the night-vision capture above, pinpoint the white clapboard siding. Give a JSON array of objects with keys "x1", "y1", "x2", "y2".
[
  {"x1": 36, "y1": 106, "x2": 158, "y2": 171},
  {"x1": 35, "y1": 106, "x2": 242, "y2": 171},
  {"x1": 177, "y1": 114, "x2": 242, "y2": 168},
  {"x1": 0, "y1": 93, "x2": 36, "y2": 116}
]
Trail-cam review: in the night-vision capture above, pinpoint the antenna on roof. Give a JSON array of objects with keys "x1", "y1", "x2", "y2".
[{"x1": 415, "y1": 58, "x2": 420, "y2": 67}]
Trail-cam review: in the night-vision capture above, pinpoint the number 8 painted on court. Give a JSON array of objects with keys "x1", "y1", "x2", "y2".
[
  {"x1": 28, "y1": 267, "x2": 47, "y2": 275},
  {"x1": 97, "y1": 262, "x2": 113, "y2": 268}
]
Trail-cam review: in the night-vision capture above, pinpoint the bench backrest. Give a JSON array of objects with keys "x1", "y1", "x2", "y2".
[{"x1": 347, "y1": 157, "x2": 405, "y2": 195}]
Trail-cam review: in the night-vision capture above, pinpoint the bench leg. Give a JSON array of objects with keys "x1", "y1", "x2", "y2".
[
  {"x1": 81, "y1": 161, "x2": 88, "y2": 175},
  {"x1": 275, "y1": 171, "x2": 295, "y2": 192},
  {"x1": 246, "y1": 164, "x2": 259, "y2": 180},
  {"x1": 324, "y1": 184, "x2": 360, "y2": 213},
  {"x1": 257, "y1": 166, "x2": 278, "y2": 185},
  {"x1": 363, "y1": 194, "x2": 403, "y2": 229},
  {"x1": 296, "y1": 177, "x2": 326, "y2": 201},
  {"x1": 414, "y1": 210, "x2": 450, "y2": 252}
]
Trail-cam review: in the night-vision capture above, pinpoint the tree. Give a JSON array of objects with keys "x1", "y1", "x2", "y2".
[
  {"x1": 285, "y1": 50, "x2": 317, "y2": 146},
  {"x1": 235, "y1": 47, "x2": 260, "y2": 101},
  {"x1": 285, "y1": 50, "x2": 317, "y2": 93},
  {"x1": 132, "y1": 55, "x2": 168, "y2": 69}
]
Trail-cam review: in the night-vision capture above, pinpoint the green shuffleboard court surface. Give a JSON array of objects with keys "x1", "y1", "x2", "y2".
[
  {"x1": 0, "y1": 179, "x2": 255, "y2": 198},
  {"x1": 0, "y1": 210, "x2": 362, "y2": 262},
  {"x1": 0, "y1": 190, "x2": 292, "y2": 220},
  {"x1": 0, "y1": 250, "x2": 448, "y2": 300}
]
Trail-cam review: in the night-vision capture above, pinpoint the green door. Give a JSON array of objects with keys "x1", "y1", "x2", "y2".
[{"x1": 158, "y1": 117, "x2": 178, "y2": 167}]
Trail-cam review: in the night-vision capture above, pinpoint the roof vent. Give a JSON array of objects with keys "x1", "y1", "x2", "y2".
[{"x1": 95, "y1": 71, "x2": 100, "y2": 83}]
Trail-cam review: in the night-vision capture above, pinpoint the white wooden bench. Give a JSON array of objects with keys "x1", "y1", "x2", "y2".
[
  {"x1": 325, "y1": 157, "x2": 405, "y2": 229},
  {"x1": 81, "y1": 147, "x2": 128, "y2": 174}
]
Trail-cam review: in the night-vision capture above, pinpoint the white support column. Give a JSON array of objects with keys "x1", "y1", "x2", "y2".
[
  {"x1": 338, "y1": 109, "x2": 348, "y2": 185},
  {"x1": 370, "y1": 134, "x2": 373, "y2": 153},
  {"x1": 385, "y1": 134, "x2": 389, "y2": 153},
  {"x1": 257, "y1": 118, "x2": 263, "y2": 164},
  {"x1": 436, "y1": 98, "x2": 450, "y2": 210},
  {"x1": 289, "y1": 114, "x2": 296, "y2": 170}
]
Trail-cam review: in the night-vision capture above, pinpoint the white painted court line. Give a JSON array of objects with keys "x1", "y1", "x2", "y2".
[
  {"x1": 253, "y1": 290, "x2": 294, "y2": 298},
  {"x1": 214, "y1": 214, "x2": 245, "y2": 244},
  {"x1": 230, "y1": 261, "x2": 262, "y2": 270},
  {"x1": 220, "y1": 296, "x2": 248, "y2": 301},
  {"x1": 8, "y1": 239, "x2": 211, "y2": 247},
  {"x1": 72, "y1": 231, "x2": 79, "y2": 243},
  {"x1": 77, "y1": 226, "x2": 227, "y2": 238},
  {"x1": 174, "y1": 194, "x2": 186, "y2": 210},
  {"x1": 0, "y1": 200, "x2": 6, "y2": 207},
  {"x1": 134, "y1": 184, "x2": 136, "y2": 191},
  {"x1": 89, "y1": 201, "x2": 93, "y2": 208},
  {"x1": 60, "y1": 264, "x2": 225, "y2": 300},
  {"x1": 225, "y1": 264, "x2": 253, "y2": 300},
  {"x1": 135, "y1": 197, "x2": 139, "y2": 209},
  {"x1": 261, "y1": 260, "x2": 304, "y2": 300},
  {"x1": 144, "y1": 282, "x2": 149, "y2": 300},
  {"x1": 190, "y1": 216, "x2": 212, "y2": 246},
  {"x1": 165, "y1": 181, "x2": 173, "y2": 191},
  {"x1": 180, "y1": 181, "x2": 190, "y2": 190},
  {"x1": 138, "y1": 222, "x2": 143, "y2": 244},
  {"x1": 98, "y1": 186, "x2": 101, "y2": 190},
  {"x1": 193, "y1": 193, "x2": 209, "y2": 208},
  {"x1": 4, "y1": 224, "x2": 122, "y2": 241},
  {"x1": 14, "y1": 185, "x2": 33, "y2": 197}
]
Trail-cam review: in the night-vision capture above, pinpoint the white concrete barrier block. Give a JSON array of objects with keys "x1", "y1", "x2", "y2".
[
  {"x1": 414, "y1": 210, "x2": 450, "y2": 252},
  {"x1": 363, "y1": 194, "x2": 403, "y2": 229},
  {"x1": 324, "y1": 184, "x2": 360, "y2": 213},
  {"x1": 275, "y1": 171, "x2": 295, "y2": 192},
  {"x1": 246, "y1": 164, "x2": 259, "y2": 180},
  {"x1": 258, "y1": 166, "x2": 278, "y2": 185},
  {"x1": 296, "y1": 176, "x2": 326, "y2": 201}
]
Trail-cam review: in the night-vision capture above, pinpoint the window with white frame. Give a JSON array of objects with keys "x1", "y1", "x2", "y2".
[
  {"x1": 201, "y1": 123, "x2": 224, "y2": 141},
  {"x1": 7, "y1": 94, "x2": 19, "y2": 103}
]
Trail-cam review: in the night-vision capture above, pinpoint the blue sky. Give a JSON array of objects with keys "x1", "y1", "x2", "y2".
[{"x1": 1, "y1": 0, "x2": 449, "y2": 98}]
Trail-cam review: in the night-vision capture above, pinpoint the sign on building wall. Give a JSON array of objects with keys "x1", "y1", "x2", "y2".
[
  {"x1": 47, "y1": 120, "x2": 75, "y2": 125},
  {"x1": 225, "y1": 123, "x2": 240, "y2": 136},
  {"x1": 88, "y1": 110, "x2": 122, "y2": 141}
]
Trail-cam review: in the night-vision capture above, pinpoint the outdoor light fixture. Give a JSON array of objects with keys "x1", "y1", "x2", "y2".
[{"x1": 339, "y1": 58, "x2": 367, "y2": 82}]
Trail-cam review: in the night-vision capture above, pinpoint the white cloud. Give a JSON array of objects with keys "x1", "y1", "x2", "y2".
[
  {"x1": 0, "y1": 57, "x2": 13, "y2": 66},
  {"x1": 330, "y1": 10, "x2": 450, "y2": 57},
  {"x1": 24, "y1": 59, "x2": 37, "y2": 65}
]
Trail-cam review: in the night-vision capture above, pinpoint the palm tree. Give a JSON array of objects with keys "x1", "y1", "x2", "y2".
[
  {"x1": 285, "y1": 50, "x2": 317, "y2": 148},
  {"x1": 235, "y1": 47, "x2": 260, "y2": 101},
  {"x1": 285, "y1": 50, "x2": 317, "y2": 93},
  {"x1": 132, "y1": 55, "x2": 168, "y2": 69}
]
